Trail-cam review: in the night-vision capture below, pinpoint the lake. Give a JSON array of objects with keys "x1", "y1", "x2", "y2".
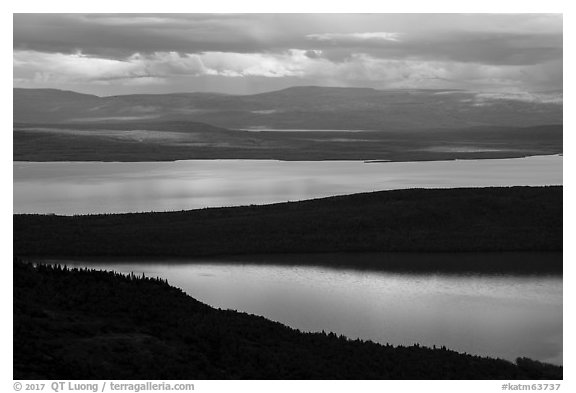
[
  {"x1": 14, "y1": 155, "x2": 562, "y2": 215},
  {"x1": 54, "y1": 253, "x2": 563, "y2": 365}
]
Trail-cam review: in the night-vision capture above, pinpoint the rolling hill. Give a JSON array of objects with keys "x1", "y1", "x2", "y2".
[{"x1": 14, "y1": 86, "x2": 562, "y2": 129}]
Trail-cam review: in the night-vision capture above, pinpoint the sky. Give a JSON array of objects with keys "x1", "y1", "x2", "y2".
[{"x1": 13, "y1": 13, "x2": 563, "y2": 96}]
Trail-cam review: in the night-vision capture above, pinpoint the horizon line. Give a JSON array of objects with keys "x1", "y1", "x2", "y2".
[{"x1": 12, "y1": 85, "x2": 563, "y2": 98}]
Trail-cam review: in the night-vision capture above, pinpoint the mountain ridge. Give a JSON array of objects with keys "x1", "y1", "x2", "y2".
[
  {"x1": 14, "y1": 86, "x2": 561, "y2": 98},
  {"x1": 14, "y1": 86, "x2": 562, "y2": 129}
]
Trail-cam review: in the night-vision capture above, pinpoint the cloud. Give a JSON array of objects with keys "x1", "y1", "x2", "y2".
[
  {"x1": 14, "y1": 51, "x2": 152, "y2": 83},
  {"x1": 473, "y1": 91, "x2": 563, "y2": 105},
  {"x1": 13, "y1": 50, "x2": 315, "y2": 84},
  {"x1": 306, "y1": 32, "x2": 402, "y2": 42},
  {"x1": 13, "y1": 14, "x2": 562, "y2": 66},
  {"x1": 13, "y1": 49, "x2": 562, "y2": 93},
  {"x1": 12, "y1": 14, "x2": 563, "y2": 94}
]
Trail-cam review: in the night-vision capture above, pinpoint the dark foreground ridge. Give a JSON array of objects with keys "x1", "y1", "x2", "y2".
[
  {"x1": 14, "y1": 260, "x2": 562, "y2": 379},
  {"x1": 14, "y1": 186, "x2": 562, "y2": 258}
]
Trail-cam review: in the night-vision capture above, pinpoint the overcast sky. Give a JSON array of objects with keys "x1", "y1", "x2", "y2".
[{"x1": 13, "y1": 13, "x2": 563, "y2": 96}]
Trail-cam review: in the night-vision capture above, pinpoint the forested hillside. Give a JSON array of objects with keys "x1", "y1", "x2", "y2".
[{"x1": 14, "y1": 186, "x2": 562, "y2": 258}]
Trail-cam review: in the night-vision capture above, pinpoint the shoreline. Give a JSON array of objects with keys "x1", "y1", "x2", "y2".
[
  {"x1": 13, "y1": 152, "x2": 562, "y2": 164},
  {"x1": 28, "y1": 251, "x2": 563, "y2": 276}
]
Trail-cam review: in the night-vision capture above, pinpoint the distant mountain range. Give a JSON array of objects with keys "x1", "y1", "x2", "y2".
[
  {"x1": 14, "y1": 86, "x2": 562, "y2": 130},
  {"x1": 13, "y1": 87, "x2": 563, "y2": 162}
]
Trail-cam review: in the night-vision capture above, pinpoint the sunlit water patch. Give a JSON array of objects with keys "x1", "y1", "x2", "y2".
[{"x1": 14, "y1": 155, "x2": 562, "y2": 215}]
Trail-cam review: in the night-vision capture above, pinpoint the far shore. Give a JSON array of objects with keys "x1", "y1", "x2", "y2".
[
  {"x1": 14, "y1": 123, "x2": 562, "y2": 162},
  {"x1": 13, "y1": 151, "x2": 562, "y2": 163}
]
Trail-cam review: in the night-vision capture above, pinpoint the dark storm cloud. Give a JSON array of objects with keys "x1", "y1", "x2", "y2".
[
  {"x1": 14, "y1": 14, "x2": 562, "y2": 65},
  {"x1": 13, "y1": 14, "x2": 285, "y2": 57},
  {"x1": 312, "y1": 32, "x2": 562, "y2": 66}
]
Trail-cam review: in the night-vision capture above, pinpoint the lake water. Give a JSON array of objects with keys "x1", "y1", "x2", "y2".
[
  {"x1": 14, "y1": 155, "x2": 562, "y2": 215},
  {"x1": 55, "y1": 253, "x2": 563, "y2": 365}
]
